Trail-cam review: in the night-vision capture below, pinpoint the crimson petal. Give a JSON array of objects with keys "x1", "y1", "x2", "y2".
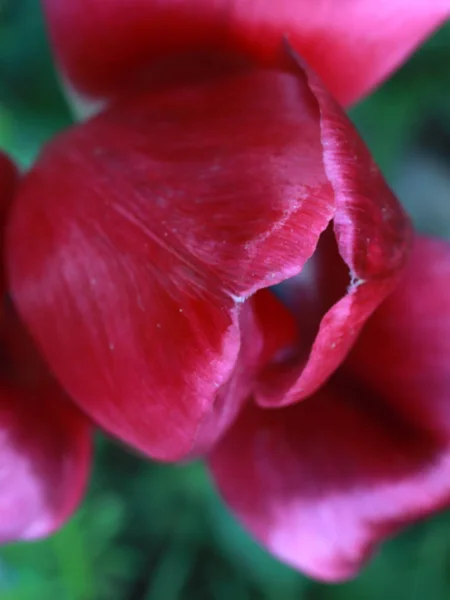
[
  {"x1": 255, "y1": 56, "x2": 411, "y2": 406},
  {"x1": 43, "y1": 0, "x2": 449, "y2": 105},
  {"x1": 0, "y1": 152, "x2": 91, "y2": 541},
  {"x1": 209, "y1": 235, "x2": 450, "y2": 581},
  {"x1": 0, "y1": 375, "x2": 91, "y2": 542}
]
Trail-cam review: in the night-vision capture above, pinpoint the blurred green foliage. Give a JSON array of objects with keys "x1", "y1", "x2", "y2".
[
  {"x1": 351, "y1": 23, "x2": 450, "y2": 176},
  {"x1": 1, "y1": 1, "x2": 450, "y2": 598}
]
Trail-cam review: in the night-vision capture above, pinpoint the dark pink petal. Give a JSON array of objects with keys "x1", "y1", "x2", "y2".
[
  {"x1": 0, "y1": 377, "x2": 91, "y2": 542},
  {"x1": 6, "y1": 64, "x2": 409, "y2": 460},
  {"x1": 345, "y1": 236, "x2": 450, "y2": 440},
  {"x1": 43, "y1": 0, "x2": 449, "y2": 105},
  {"x1": 209, "y1": 235, "x2": 450, "y2": 581},
  {"x1": 0, "y1": 153, "x2": 91, "y2": 541},
  {"x1": 256, "y1": 57, "x2": 411, "y2": 406},
  {"x1": 0, "y1": 301, "x2": 92, "y2": 543}
]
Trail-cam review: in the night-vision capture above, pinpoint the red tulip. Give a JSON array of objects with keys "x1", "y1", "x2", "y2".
[
  {"x1": 6, "y1": 55, "x2": 411, "y2": 463},
  {"x1": 0, "y1": 152, "x2": 91, "y2": 542},
  {"x1": 42, "y1": 0, "x2": 450, "y2": 106},
  {"x1": 3, "y1": 0, "x2": 449, "y2": 581}
]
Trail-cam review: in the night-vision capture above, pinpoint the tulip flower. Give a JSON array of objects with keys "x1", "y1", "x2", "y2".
[
  {"x1": 0, "y1": 152, "x2": 91, "y2": 542},
  {"x1": 5, "y1": 54, "x2": 412, "y2": 463},
  {"x1": 3, "y1": 0, "x2": 450, "y2": 582}
]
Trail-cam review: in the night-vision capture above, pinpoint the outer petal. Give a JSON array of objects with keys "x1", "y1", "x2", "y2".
[
  {"x1": 345, "y1": 236, "x2": 450, "y2": 439},
  {"x1": 0, "y1": 153, "x2": 91, "y2": 542},
  {"x1": 209, "y1": 236, "x2": 450, "y2": 581},
  {"x1": 0, "y1": 376, "x2": 91, "y2": 542},
  {"x1": 256, "y1": 57, "x2": 411, "y2": 406},
  {"x1": 43, "y1": 0, "x2": 450, "y2": 106}
]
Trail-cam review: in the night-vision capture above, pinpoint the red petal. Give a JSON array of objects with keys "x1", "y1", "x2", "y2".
[
  {"x1": 7, "y1": 69, "x2": 334, "y2": 461},
  {"x1": 0, "y1": 296, "x2": 92, "y2": 542},
  {"x1": 345, "y1": 235, "x2": 450, "y2": 441},
  {"x1": 43, "y1": 0, "x2": 449, "y2": 105},
  {"x1": 0, "y1": 152, "x2": 91, "y2": 542},
  {"x1": 256, "y1": 57, "x2": 411, "y2": 406},
  {"x1": 209, "y1": 235, "x2": 450, "y2": 581},
  {"x1": 0, "y1": 311, "x2": 91, "y2": 543},
  {"x1": 0, "y1": 377, "x2": 91, "y2": 542}
]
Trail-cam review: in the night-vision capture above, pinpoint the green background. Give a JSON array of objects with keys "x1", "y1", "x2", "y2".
[{"x1": 1, "y1": 2, "x2": 450, "y2": 599}]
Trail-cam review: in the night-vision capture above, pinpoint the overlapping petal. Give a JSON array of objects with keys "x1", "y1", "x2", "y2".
[
  {"x1": 209, "y1": 236, "x2": 450, "y2": 581},
  {"x1": 0, "y1": 151, "x2": 91, "y2": 542},
  {"x1": 0, "y1": 344, "x2": 91, "y2": 542},
  {"x1": 43, "y1": 0, "x2": 449, "y2": 106},
  {"x1": 6, "y1": 62, "x2": 409, "y2": 461},
  {"x1": 255, "y1": 56, "x2": 411, "y2": 406}
]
